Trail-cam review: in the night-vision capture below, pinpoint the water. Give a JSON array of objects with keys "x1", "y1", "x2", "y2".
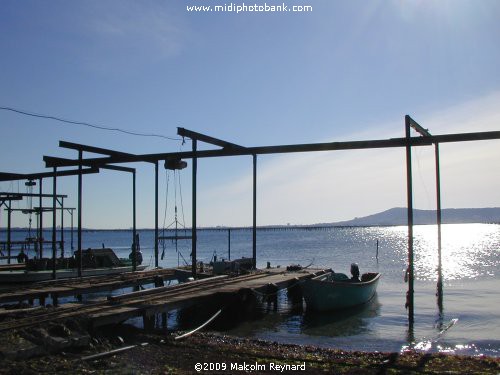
[{"x1": 2, "y1": 223, "x2": 499, "y2": 357}]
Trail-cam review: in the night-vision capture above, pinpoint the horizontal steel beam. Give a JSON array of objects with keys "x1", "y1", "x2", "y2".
[
  {"x1": 0, "y1": 192, "x2": 68, "y2": 198},
  {"x1": 59, "y1": 140, "x2": 134, "y2": 158},
  {"x1": 0, "y1": 167, "x2": 100, "y2": 182},
  {"x1": 7, "y1": 207, "x2": 76, "y2": 212},
  {"x1": 43, "y1": 130, "x2": 500, "y2": 168},
  {"x1": 178, "y1": 127, "x2": 246, "y2": 150}
]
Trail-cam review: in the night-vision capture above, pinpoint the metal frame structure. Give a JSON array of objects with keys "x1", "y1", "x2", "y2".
[{"x1": 4, "y1": 114, "x2": 494, "y2": 325}]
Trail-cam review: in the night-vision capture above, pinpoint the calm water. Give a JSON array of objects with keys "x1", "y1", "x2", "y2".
[{"x1": 2, "y1": 224, "x2": 499, "y2": 356}]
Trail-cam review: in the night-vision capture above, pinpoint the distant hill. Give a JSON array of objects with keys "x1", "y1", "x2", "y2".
[{"x1": 333, "y1": 207, "x2": 500, "y2": 226}]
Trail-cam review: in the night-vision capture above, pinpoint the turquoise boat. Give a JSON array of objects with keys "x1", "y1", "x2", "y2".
[{"x1": 301, "y1": 271, "x2": 380, "y2": 311}]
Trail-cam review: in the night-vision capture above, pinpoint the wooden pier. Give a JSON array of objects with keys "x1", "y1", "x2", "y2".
[
  {"x1": 0, "y1": 268, "x2": 178, "y2": 306},
  {"x1": 0, "y1": 268, "x2": 329, "y2": 332}
]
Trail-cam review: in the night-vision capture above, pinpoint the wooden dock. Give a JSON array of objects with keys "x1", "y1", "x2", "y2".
[
  {"x1": 0, "y1": 268, "x2": 329, "y2": 332},
  {"x1": 0, "y1": 268, "x2": 178, "y2": 306}
]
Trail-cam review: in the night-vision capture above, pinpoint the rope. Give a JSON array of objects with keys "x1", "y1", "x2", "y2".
[
  {"x1": 175, "y1": 309, "x2": 222, "y2": 340},
  {"x1": 178, "y1": 171, "x2": 187, "y2": 230}
]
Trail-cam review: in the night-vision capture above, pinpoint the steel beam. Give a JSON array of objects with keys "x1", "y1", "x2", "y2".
[
  {"x1": 177, "y1": 127, "x2": 246, "y2": 150},
  {"x1": 43, "y1": 130, "x2": 500, "y2": 169},
  {"x1": 0, "y1": 168, "x2": 99, "y2": 182}
]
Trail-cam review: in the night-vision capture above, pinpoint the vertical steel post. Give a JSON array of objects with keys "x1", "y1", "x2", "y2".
[
  {"x1": 52, "y1": 167, "x2": 57, "y2": 279},
  {"x1": 78, "y1": 150, "x2": 83, "y2": 278},
  {"x1": 7, "y1": 201, "x2": 11, "y2": 264},
  {"x1": 155, "y1": 161, "x2": 159, "y2": 268},
  {"x1": 228, "y1": 228, "x2": 231, "y2": 261},
  {"x1": 405, "y1": 115, "x2": 415, "y2": 325},
  {"x1": 39, "y1": 178, "x2": 43, "y2": 258},
  {"x1": 192, "y1": 140, "x2": 197, "y2": 277},
  {"x1": 252, "y1": 154, "x2": 257, "y2": 269},
  {"x1": 60, "y1": 197, "x2": 64, "y2": 258},
  {"x1": 70, "y1": 210, "x2": 74, "y2": 250},
  {"x1": 133, "y1": 170, "x2": 137, "y2": 272},
  {"x1": 435, "y1": 143, "x2": 443, "y2": 312}
]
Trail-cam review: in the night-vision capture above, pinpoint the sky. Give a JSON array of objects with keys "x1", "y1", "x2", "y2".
[{"x1": 1, "y1": 0, "x2": 499, "y2": 229}]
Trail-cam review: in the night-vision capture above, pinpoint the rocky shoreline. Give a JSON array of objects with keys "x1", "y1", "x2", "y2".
[{"x1": 1, "y1": 324, "x2": 498, "y2": 374}]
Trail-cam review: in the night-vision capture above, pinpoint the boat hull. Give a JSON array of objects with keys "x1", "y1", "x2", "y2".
[{"x1": 301, "y1": 272, "x2": 380, "y2": 311}]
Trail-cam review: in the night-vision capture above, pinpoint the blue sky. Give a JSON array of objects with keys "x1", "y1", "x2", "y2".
[{"x1": 1, "y1": 0, "x2": 499, "y2": 229}]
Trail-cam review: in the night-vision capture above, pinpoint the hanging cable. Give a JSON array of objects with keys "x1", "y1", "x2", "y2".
[
  {"x1": 0, "y1": 106, "x2": 181, "y2": 141},
  {"x1": 178, "y1": 171, "x2": 186, "y2": 231}
]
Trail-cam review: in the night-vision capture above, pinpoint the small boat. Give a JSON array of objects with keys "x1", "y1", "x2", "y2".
[
  {"x1": 301, "y1": 270, "x2": 380, "y2": 311},
  {"x1": 0, "y1": 248, "x2": 146, "y2": 283}
]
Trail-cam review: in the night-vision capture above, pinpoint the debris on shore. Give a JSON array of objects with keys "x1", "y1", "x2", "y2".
[{"x1": 0, "y1": 324, "x2": 498, "y2": 374}]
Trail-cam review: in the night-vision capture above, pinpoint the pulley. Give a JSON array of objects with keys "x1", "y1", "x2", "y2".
[{"x1": 164, "y1": 158, "x2": 187, "y2": 170}]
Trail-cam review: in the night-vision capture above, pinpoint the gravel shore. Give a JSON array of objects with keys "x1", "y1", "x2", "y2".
[{"x1": 1, "y1": 325, "x2": 498, "y2": 374}]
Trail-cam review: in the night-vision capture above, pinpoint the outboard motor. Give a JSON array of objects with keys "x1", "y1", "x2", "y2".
[{"x1": 350, "y1": 263, "x2": 360, "y2": 282}]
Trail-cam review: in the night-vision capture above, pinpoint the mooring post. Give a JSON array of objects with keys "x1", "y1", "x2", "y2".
[
  {"x1": 52, "y1": 167, "x2": 57, "y2": 280},
  {"x1": 405, "y1": 115, "x2": 415, "y2": 326},
  {"x1": 192, "y1": 139, "x2": 198, "y2": 278},
  {"x1": 435, "y1": 143, "x2": 444, "y2": 312},
  {"x1": 252, "y1": 154, "x2": 257, "y2": 269}
]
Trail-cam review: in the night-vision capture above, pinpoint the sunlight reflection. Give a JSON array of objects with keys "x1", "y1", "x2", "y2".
[{"x1": 413, "y1": 224, "x2": 499, "y2": 281}]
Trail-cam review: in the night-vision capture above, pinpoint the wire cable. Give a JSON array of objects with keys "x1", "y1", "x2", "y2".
[{"x1": 0, "y1": 106, "x2": 181, "y2": 141}]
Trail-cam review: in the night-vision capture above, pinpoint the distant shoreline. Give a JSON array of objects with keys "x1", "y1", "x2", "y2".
[
  {"x1": 2, "y1": 207, "x2": 499, "y2": 231},
  {"x1": 2, "y1": 222, "x2": 499, "y2": 232}
]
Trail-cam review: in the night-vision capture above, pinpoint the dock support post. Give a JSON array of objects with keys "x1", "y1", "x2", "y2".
[
  {"x1": 77, "y1": 149, "x2": 83, "y2": 278},
  {"x1": 252, "y1": 154, "x2": 257, "y2": 269},
  {"x1": 192, "y1": 140, "x2": 197, "y2": 278},
  {"x1": 435, "y1": 143, "x2": 444, "y2": 313},
  {"x1": 52, "y1": 167, "x2": 57, "y2": 280},
  {"x1": 405, "y1": 115, "x2": 415, "y2": 326},
  {"x1": 155, "y1": 161, "x2": 159, "y2": 268},
  {"x1": 143, "y1": 313, "x2": 154, "y2": 330},
  {"x1": 162, "y1": 312, "x2": 168, "y2": 330}
]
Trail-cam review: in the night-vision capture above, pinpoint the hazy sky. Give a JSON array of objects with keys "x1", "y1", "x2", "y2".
[{"x1": 1, "y1": 0, "x2": 499, "y2": 228}]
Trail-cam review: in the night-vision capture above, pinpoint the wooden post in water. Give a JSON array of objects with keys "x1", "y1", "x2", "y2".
[{"x1": 405, "y1": 115, "x2": 415, "y2": 326}]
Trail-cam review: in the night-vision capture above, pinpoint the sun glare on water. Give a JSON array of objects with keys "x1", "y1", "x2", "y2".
[{"x1": 413, "y1": 224, "x2": 499, "y2": 281}]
